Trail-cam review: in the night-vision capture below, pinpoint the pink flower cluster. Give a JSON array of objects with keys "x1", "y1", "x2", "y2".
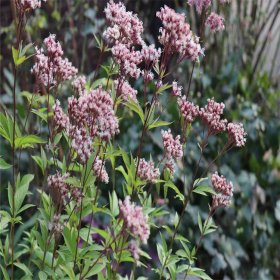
[
  {"x1": 212, "y1": 172, "x2": 233, "y2": 208},
  {"x1": 114, "y1": 80, "x2": 138, "y2": 103},
  {"x1": 16, "y1": 0, "x2": 47, "y2": 11},
  {"x1": 31, "y1": 34, "x2": 77, "y2": 86},
  {"x1": 92, "y1": 156, "x2": 109, "y2": 184},
  {"x1": 47, "y1": 172, "x2": 69, "y2": 204},
  {"x1": 188, "y1": 0, "x2": 211, "y2": 14},
  {"x1": 72, "y1": 76, "x2": 87, "y2": 95},
  {"x1": 128, "y1": 239, "x2": 141, "y2": 266},
  {"x1": 70, "y1": 126, "x2": 93, "y2": 163},
  {"x1": 227, "y1": 123, "x2": 247, "y2": 147},
  {"x1": 161, "y1": 129, "x2": 183, "y2": 161},
  {"x1": 112, "y1": 44, "x2": 142, "y2": 79},
  {"x1": 205, "y1": 13, "x2": 225, "y2": 33},
  {"x1": 53, "y1": 100, "x2": 69, "y2": 131},
  {"x1": 200, "y1": 97, "x2": 228, "y2": 137},
  {"x1": 68, "y1": 85, "x2": 119, "y2": 141},
  {"x1": 178, "y1": 96, "x2": 199, "y2": 125},
  {"x1": 157, "y1": 5, "x2": 203, "y2": 61},
  {"x1": 172, "y1": 81, "x2": 182, "y2": 97},
  {"x1": 141, "y1": 44, "x2": 161, "y2": 67},
  {"x1": 137, "y1": 159, "x2": 160, "y2": 184},
  {"x1": 48, "y1": 214, "x2": 66, "y2": 234},
  {"x1": 119, "y1": 196, "x2": 150, "y2": 244},
  {"x1": 104, "y1": 0, "x2": 143, "y2": 46}
]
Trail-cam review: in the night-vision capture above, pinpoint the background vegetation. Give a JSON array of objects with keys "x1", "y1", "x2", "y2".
[{"x1": 1, "y1": 0, "x2": 280, "y2": 279}]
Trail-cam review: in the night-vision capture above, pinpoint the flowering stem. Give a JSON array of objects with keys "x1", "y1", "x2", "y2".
[{"x1": 113, "y1": 233, "x2": 128, "y2": 280}]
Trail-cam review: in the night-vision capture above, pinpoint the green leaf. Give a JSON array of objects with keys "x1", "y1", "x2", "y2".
[
  {"x1": 8, "y1": 183, "x2": 13, "y2": 214},
  {"x1": 62, "y1": 226, "x2": 76, "y2": 256},
  {"x1": 12, "y1": 46, "x2": 18, "y2": 64},
  {"x1": 148, "y1": 121, "x2": 173, "y2": 130},
  {"x1": 188, "y1": 269, "x2": 212, "y2": 280},
  {"x1": 32, "y1": 156, "x2": 43, "y2": 174},
  {"x1": 125, "y1": 97, "x2": 145, "y2": 124},
  {"x1": 193, "y1": 185, "x2": 216, "y2": 196},
  {"x1": 31, "y1": 109, "x2": 47, "y2": 122},
  {"x1": 91, "y1": 78, "x2": 105, "y2": 89},
  {"x1": 15, "y1": 55, "x2": 26, "y2": 66},
  {"x1": 0, "y1": 264, "x2": 10, "y2": 280},
  {"x1": 62, "y1": 177, "x2": 80, "y2": 187},
  {"x1": 193, "y1": 177, "x2": 208, "y2": 187},
  {"x1": 160, "y1": 232, "x2": 167, "y2": 253},
  {"x1": 0, "y1": 157, "x2": 12, "y2": 169},
  {"x1": 164, "y1": 181, "x2": 184, "y2": 202},
  {"x1": 15, "y1": 135, "x2": 46, "y2": 149},
  {"x1": 14, "y1": 263, "x2": 32, "y2": 276},
  {"x1": 32, "y1": 230, "x2": 45, "y2": 251},
  {"x1": 16, "y1": 204, "x2": 34, "y2": 215},
  {"x1": 198, "y1": 212, "x2": 203, "y2": 233},
  {"x1": 156, "y1": 83, "x2": 173, "y2": 94},
  {"x1": 38, "y1": 271, "x2": 48, "y2": 280},
  {"x1": 60, "y1": 265, "x2": 75, "y2": 280}
]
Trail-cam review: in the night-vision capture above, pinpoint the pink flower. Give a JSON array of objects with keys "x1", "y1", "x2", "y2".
[
  {"x1": 48, "y1": 172, "x2": 69, "y2": 204},
  {"x1": 92, "y1": 156, "x2": 109, "y2": 184},
  {"x1": 227, "y1": 123, "x2": 247, "y2": 147},
  {"x1": 43, "y1": 34, "x2": 63, "y2": 57},
  {"x1": 137, "y1": 159, "x2": 160, "y2": 184},
  {"x1": 72, "y1": 76, "x2": 87, "y2": 96},
  {"x1": 119, "y1": 196, "x2": 150, "y2": 244},
  {"x1": 212, "y1": 172, "x2": 234, "y2": 208},
  {"x1": 112, "y1": 44, "x2": 142, "y2": 79},
  {"x1": 16, "y1": 0, "x2": 47, "y2": 11},
  {"x1": 172, "y1": 81, "x2": 182, "y2": 97},
  {"x1": 205, "y1": 13, "x2": 225, "y2": 33},
  {"x1": 178, "y1": 96, "x2": 199, "y2": 125},
  {"x1": 188, "y1": 0, "x2": 211, "y2": 14},
  {"x1": 156, "y1": 5, "x2": 203, "y2": 61},
  {"x1": 114, "y1": 80, "x2": 138, "y2": 103},
  {"x1": 164, "y1": 157, "x2": 176, "y2": 176},
  {"x1": 129, "y1": 239, "x2": 141, "y2": 266},
  {"x1": 161, "y1": 129, "x2": 183, "y2": 161},
  {"x1": 104, "y1": 0, "x2": 143, "y2": 46},
  {"x1": 53, "y1": 100, "x2": 69, "y2": 131},
  {"x1": 141, "y1": 44, "x2": 161, "y2": 67},
  {"x1": 199, "y1": 97, "x2": 227, "y2": 137}
]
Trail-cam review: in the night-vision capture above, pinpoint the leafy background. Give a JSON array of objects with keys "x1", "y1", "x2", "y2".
[{"x1": 1, "y1": 0, "x2": 280, "y2": 279}]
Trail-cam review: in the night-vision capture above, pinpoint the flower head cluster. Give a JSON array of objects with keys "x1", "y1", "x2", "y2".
[
  {"x1": 104, "y1": 0, "x2": 143, "y2": 46},
  {"x1": 68, "y1": 85, "x2": 119, "y2": 141},
  {"x1": 165, "y1": 157, "x2": 176, "y2": 176},
  {"x1": 178, "y1": 96, "x2": 199, "y2": 125},
  {"x1": 128, "y1": 239, "x2": 141, "y2": 266},
  {"x1": 212, "y1": 172, "x2": 234, "y2": 208},
  {"x1": 156, "y1": 6, "x2": 203, "y2": 61},
  {"x1": 141, "y1": 44, "x2": 161, "y2": 67},
  {"x1": 53, "y1": 100, "x2": 69, "y2": 131},
  {"x1": 31, "y1": 34, "x2": 77, "y2": 86},
  {"x1": 172, "y1": 81, "x2": 182, "y2": 97},
  {"x1": 188, "y1": 0, "x2": 211, "y2": 14},
  {"x1": 48, "y1": 215, "x2": 66, "y2": 234},
  {"x1": 70, "y1": 126, "x2": 93, "y2": 163},
  {"x1": 199, "y1": 97, "x2": 227, "y2": 136},
  {"x1": 16, "y1": 0, "x2": 47, "y2": 11},
  {"x1": 227, "y1": 123, "x2": 247, "y2": 147},
  {"x1": 119, "y1": 196, "x2": 150, "y2": 244},
  {"x1": 112, "y1": 44, "x2": 142, "y2": 79},
  {"x1": 71, "y1": 187, "x2": 84, "y2": 206},
  {"x1": 47, "y1": 173, "x2": 69, "y2": 205},
  {"x1": 43, "y1": 34, "x2": 63, "y2": 57},
  {"x1": 141, "y1": 70, "x2": 154, "y2": 83},
  {"x1": 161, "y1": 129, "x2": 183, "y2": 161},
  {"x1": 72, "y1": 76, "x2": 87, "y2": 95},
  {"x1": 137, "y1": 159, "x2": 160, "y2": 184},
  {"x1": 92, "y1": 156, "x2": 109, "y2": 184},
  {"x1": 205, "y1": 13, "x2": 225, "y2": 33},
  {"x1": 114, "y1": 80, "x2": 138, "y2": 103}
]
